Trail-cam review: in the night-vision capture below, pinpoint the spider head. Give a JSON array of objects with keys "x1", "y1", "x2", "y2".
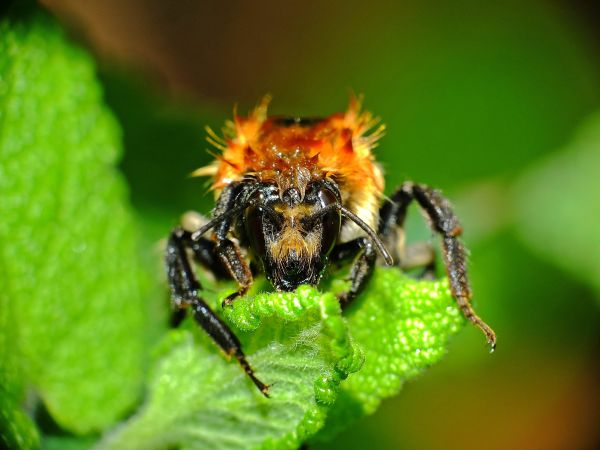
[{"x1": 243, "y1": 182, "x2": 341, "y2": 291}]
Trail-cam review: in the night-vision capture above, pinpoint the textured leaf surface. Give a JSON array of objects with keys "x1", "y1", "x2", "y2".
[
  {"x1": 96, "y1": 285, "x2": 361, "y2": 450},
  {"x1": 98, "y1": 269, "x2": 463, "y2": 449},
  {"x1": 0, "y1": 291, "x2": 39, "y2": 449},
  {"x1": 515, "y1": 113, "x2": 600, "y2": 297},
  {"x1": 314, "y1": 269, "x2": 464, "y2": 440},
  {"x1": 0, "y1": 10, "x2": 154, "y2": 434}
]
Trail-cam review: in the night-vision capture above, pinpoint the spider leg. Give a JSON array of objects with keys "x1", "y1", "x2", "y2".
[
  {"x1": 199, "y1": 182, "x2": 257, "y2": 308},
  {"x1": 169, "y1": 307, "x2": 188, "y2": 328},
  {"x1": 378, "y1": 184, "x2": 437, "y2": 278},
  {"x1": 169, "y1": 229, "x2": 234, "y2": 327},
  {"x1": 187, "y1": 233, "x2": 232, "y2": 280},
  {"x1": 378, "y1": 182, "x2": 412, "y2": 266},
  {"x1": 329, "y1": 237, "x2": 376, "y2": 309},
  {"x1": 172, "y1": 226, "x2": 251, "y2": 308},
  {"x1": 215, "y1": 238, "x2": 253, "y2": 308},
  {"x1": 166, "y1": 227, "x2": 269, "y2": 396},
  {"x1": 382, "y1": 182, "x2": 496, "y2": 349}
]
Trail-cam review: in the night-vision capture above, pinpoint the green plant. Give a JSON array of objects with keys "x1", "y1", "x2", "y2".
[
  {"x1": 0, "y1": 5, "x2": 155, "y2": 447},
  {"x1": 1, "y1": 6, "x2": 467, "y2": 450}
]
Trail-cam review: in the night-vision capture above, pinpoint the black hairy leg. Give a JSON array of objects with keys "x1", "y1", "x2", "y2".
[
  {"x1": 202, "y1": 182, "x2": 257, "y2": 308},
  {"x1": 167, "y1": 228, "x2": 231, "y2": 327},
  {"x1": 216, "y1": 238, "x2": 254, "y2": 308},
  {"x1": 329, "y1": 237, "x2": 377, "y2": 309},
  {"x1": 379, "y1": 182, "x2": 497, "y2": 349},
  {"x1": 166, "y1": 227, "x2": 270, "y2": 396},
  {"x1": 378, "y1": 185, "x2": 437, "y2": 278}
]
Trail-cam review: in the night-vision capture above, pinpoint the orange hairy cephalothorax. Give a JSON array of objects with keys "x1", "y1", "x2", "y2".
[{"x1": 194, "y1": 96, "x2": 386, "y2": 234}]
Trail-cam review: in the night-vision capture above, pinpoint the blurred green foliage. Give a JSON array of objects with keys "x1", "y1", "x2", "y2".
[
  {"x1": 516, "y1": 114, "x2": 600, "y2": 299},
  {"x1": 96, "y1": 285, "x2": 361, "y2": 450},
  {"x1": 100, "y1": 73, "x2": 222, "y2": 240},
  {"x1": 0, "y1": 4, "x2": 157, "y2": 441},
  {"x1": 96, "y1": 271, "x2": 463, "y2": 450}
]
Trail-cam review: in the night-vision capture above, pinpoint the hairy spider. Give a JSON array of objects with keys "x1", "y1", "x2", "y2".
[{"x1": 166, "y1": 96, "x2": 496, "y2": 397}]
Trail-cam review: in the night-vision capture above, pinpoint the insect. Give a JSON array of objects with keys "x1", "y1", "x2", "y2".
[{"x1": 166, "y1": 96, "x2": 496, "y2": 397}]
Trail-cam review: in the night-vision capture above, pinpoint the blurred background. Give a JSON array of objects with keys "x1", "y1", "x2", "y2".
[{"x1": 39, "y1": 1, "x2": 600, "y2": 449}]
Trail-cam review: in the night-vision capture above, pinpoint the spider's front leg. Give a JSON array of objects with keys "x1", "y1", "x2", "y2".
[
  {"x1": 166, "y1": 227, "x2": 269, "y2": 396},
  {"x1": 168, "y1": 226, "x2": 231, "y2": 327},
  {"x1": 330, "y1": 237, "x2": 377, "y2": 309},
  {"x1": 381, "y1": 182, "x2": 497, "y2": 349},
  {"x1": 215, "y1": 238, "x2": 253, "y2": 308}
]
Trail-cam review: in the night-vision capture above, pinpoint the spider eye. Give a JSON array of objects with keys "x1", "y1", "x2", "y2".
[
  {"x1": 317, "y1": 188, "x2": 341, "y2": 254},
  {"x1": 243, "y1": 193, "x2": 283, "y2": 259},
  {"x1": 244, "y1": 203, "x2": 266, "y2": 257}
]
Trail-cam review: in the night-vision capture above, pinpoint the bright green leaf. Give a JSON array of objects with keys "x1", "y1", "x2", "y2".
[
  {"x1": 97, "y1": 269, "x2": 463, "y2": 449},
  {"x1": 42, "y1": 435, "x2": 96, "y2": 450},
  {"x1": 96, "y1": 285, "x2": 361, "y2": 450},
  {"x1": 314, "y1": 269, "x2": 465, "y2": 441},
  {"x1": 1, "y1": 292, "x2": 39, "y2": 450},
  {"x1": 0, "y1": 9, "x2": 157, "y2": 434}
]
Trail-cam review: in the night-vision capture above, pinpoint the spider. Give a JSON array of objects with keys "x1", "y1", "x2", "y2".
[{"x1": 166, "y1": 96, "x2": 496, "y2": 397}]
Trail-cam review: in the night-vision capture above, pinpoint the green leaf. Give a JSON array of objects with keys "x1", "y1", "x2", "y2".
[
  {"x1": 344, "y1": 270, "x2": 464, "y2": 407},
  {"x1": 42, "y1": 435, "x2": 96, "y2": 450},
  {"x1": 515, "y1": 113, "x2": 600, "y2": 297},
  {"x1": 96, "y1": 285, "x2": 361, "y2": 450},
  {"x1": 314, "y1": 269, "x2": 465, "y2": 441},
  {"x1": 0, "y1": 8, "x2": 157, "y2": 434},
  {"x1": 97, "y1": 269, "x2": 463, "y2": 449},
  {"x1": 1, "y1": 293, "x2": 39, "y2": 450}
]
